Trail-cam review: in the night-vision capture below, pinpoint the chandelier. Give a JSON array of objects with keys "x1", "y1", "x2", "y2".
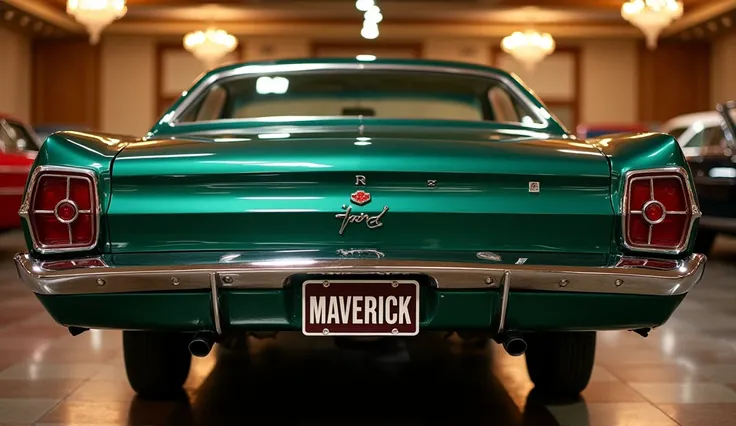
[
  {"x1": 621, "y1": 0, "x2": 683, "y2": 49},
  {"x1": 501, "y1": 30, "x2": 556, "y2": 71},
  {"x1": 183, "y1": 28, "x2": 239, "y2": 70},
  {"x1": 66, "y1": 0, "x2": 127, "y2": 45},
  {"x1": 356, "y1": 0, "x2": 381, "y2": 40}
]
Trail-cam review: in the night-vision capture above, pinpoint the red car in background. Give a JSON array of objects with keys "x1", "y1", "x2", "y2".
[{"x1": 0, "y1": 114, "x2": 40, "y2": 230}]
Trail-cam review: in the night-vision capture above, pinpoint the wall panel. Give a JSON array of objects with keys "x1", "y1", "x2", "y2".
[
  {"x1": 156, "y1": 44, "x2": 240, "y2": 116},
  {"x1": 638, "y1": 40, "x2": 710, "y2": 124},
  {"x1": 101, "y1": 36, "x2": 155, "y2": 136},
  {"x1": 32, "y1": 39, "x2": 100, "y2": 129},
  {"x1": 245, "y1": 38, "x2": 310, "y2": 61},
  {"x1": 0, "y1": 26, "x2": 31, "y2": 122},
  {"x1": 580, "y1": 40, "x2": 638, "y2": 125},
  {"x1": 422, "y1": 39, "x2": 490, "y2": 65},
  {"x1": 493, "y1": 47, "x2": 580, "y2": 130}
]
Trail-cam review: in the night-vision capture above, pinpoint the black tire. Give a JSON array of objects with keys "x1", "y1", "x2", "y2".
[
  {"x1": 525, "y1": 331, "x2": 596, "y2": 397},
  {"x1": 693, "y1": 229, "x2": 716, "y2": 254},
  {"x1": 123, "y1": 331, "x2": 192, "y2": 399}
]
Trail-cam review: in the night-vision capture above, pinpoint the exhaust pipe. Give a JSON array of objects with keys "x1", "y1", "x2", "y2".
[
  {"x1": 189, "y1": 333, "x2": 216, "y2": 357},
  {"x1": 495, "y1": 332, "x2": 527, "y2": 356}
]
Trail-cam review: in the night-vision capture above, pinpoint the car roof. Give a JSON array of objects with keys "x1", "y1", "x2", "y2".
[
  {"x1": 205, "y1": 57, "x2": 517, "y2": 81},
  {"x1": 660, "y1": 111, "x2": 721, "y2": 132}
]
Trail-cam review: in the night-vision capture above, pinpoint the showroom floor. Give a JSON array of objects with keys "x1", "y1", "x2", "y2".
[{"x1": 0, "y1": 231, "x2": 734, "y2": 425}]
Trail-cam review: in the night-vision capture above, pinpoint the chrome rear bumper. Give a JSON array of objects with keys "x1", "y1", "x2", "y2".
[{"x1": 14, "y1": 252, "x2": 706, "y2": 297}]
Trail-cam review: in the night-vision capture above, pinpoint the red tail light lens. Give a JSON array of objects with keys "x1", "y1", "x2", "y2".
[
  {"x1": 21, "y1": 167, "x2": 99, "y2": 253},
  {"x1": 623, "y1": 168, "x2": 698, "y2": 253}
]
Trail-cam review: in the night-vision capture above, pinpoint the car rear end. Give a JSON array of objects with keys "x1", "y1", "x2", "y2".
[
  {"x1": 15, "y1": 128, "x2": 704, "y2": 338},
  {"x1": 12, "y1": 59, "x2": 707, "y2": 398}
]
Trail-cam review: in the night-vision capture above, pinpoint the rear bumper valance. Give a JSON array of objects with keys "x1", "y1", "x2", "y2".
[{"x1": 15, "y1": 252, "x2": 706, "y2": 297}]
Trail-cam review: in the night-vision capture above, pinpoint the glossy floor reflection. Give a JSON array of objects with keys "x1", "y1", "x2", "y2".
[{"x1": 1, "y1": 231, "x2": 736, "y2": 425}]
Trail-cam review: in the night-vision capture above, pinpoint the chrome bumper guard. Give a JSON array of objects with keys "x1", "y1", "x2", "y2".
[{"x1": 15, "y1": 252, "x2": 706, "y2": 298}]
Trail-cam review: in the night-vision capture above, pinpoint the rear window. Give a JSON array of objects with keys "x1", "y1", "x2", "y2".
[{"x1": 176, "y1": 70, "x2": 543, "y2": 126}]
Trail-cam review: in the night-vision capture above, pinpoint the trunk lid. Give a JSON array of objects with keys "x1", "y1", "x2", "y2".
[{"x1": 108, "y1": 125, "x2": 613, "y2": 254}]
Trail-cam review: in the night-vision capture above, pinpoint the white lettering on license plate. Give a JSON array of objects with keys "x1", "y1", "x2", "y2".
[{"x1": 309, "y1": 295, "x2": 413, "y2": 325}]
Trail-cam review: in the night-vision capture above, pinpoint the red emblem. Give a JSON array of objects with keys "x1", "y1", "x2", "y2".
[{"x1": 350, "y1": 190, "x2": 371, "y2": 206}]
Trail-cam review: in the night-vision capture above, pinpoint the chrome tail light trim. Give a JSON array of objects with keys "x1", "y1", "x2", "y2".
[
  {"x1": 19, "y1": 165, "x2": 100, "y2": 254},
  {"x1": 621, "y1": 166, "x2": 702, "y2": 255}
]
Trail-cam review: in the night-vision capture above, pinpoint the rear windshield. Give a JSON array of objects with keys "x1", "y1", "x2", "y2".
[{"x1": 176, "y1": 70, "x2": 544, "y2": 126}]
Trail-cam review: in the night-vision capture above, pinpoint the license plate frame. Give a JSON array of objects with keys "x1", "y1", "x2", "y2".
[{"x1": 301, "y1": 279, "x2": 420, "y2": 337}]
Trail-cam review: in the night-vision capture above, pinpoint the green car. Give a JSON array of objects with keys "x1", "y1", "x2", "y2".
[{"x1": 14, "y1": 58, "x2": 706, "y2": 398}]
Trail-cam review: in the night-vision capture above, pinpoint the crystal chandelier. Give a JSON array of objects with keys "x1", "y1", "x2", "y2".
[
  {"x1": 501, "y1": 30, "x2": 556, "y2": 71},
  {"x1": 183, "y1": 28, "x2": 239, "y2": 70},
  {"x1": 66, "y1": 0, "x2": 127, "y2": 45},
  {"x1": 621, "y1": 0, "x2": 683, "y2": 49}
]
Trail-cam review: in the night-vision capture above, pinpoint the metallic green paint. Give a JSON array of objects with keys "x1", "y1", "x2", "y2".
[
  {"x1": 591, "y1": 132, "x2": 698, "y2": 254},
  {"x1": 108, "y1": 125, "x2": 613, "y2": 253},
  {"x1": 36, "y1": 291, "x2": 214, "y2": 331},
  {"x1": 36, "y1": 289, "x2": 684, "y2": 332},
  {"x1": 20, "y1": 59, "x2": 701, "y2": 334},
  {"x1": 504, "y1": 292, "x2": 685, "y2": 331}
]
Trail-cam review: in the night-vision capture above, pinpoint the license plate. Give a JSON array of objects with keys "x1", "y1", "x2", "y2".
[{"x1": 302, "y1": 279, "x2": 419, "y2": 336}]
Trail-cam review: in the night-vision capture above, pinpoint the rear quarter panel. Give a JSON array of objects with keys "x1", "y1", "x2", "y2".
[
  {"x1": 21, "y1": 132, "x2": 129, "y2": 254},
  {"x1": 594, "y1": 132, "x2": 699, "y2": 255}
]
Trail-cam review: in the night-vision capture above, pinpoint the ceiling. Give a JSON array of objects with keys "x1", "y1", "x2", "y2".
[{"x1": 2, "y1": 0, "x2": 735, "y2": 41}]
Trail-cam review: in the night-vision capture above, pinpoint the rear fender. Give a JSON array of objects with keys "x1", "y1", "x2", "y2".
[
  {"x1": 21, "y1": 131, "x2": 131, "y2": 255},
  {"x1": 592, "y1": 132, "x2": 699, "y2": 254}
]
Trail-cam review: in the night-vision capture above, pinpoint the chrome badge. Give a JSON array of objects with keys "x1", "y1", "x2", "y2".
[{"x1": 350, "y1": 190, "x2": 371, "y2": 206}]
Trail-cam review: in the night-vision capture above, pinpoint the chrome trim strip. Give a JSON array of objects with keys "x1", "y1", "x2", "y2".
[
  {"x1": 621, "y1": 167, "x2": 702, "y2": 255},
  {"x1": 497, "y1": 271, "x2": 510, "y2": 333},
  {"x1": 15, "y1": 252, "x2": 706, "y2": 297},
  {"x1": 210, "y1": 274, "x2": 222, "y2": 335},
  {"x1": 160, "y1": 63, "x2": 555, "y2": 133},
  {"x1": 18, "y1": 166, "x2": 101, "y2": 254}
]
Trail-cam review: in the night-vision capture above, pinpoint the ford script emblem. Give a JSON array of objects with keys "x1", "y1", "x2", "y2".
[{"x1": 336, "y1": 205, "x2": 389, "y2": 235}]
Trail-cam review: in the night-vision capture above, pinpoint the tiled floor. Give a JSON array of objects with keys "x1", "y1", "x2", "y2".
[{"x1": 0, "y1": 231, "x2": 735, "y2": 425}]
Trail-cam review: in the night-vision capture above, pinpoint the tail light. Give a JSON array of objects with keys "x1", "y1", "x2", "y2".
[
  {"x1": 622, "y1": 167, "x2": 699, "y2": 254},
  {"x1": 19, "y1": 166, "x2": 99, "y2": 253}
]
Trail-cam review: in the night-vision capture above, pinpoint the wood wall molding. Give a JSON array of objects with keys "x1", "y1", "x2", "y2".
[
  {"x1": 110, "y1": 21, "x2": 642, "y2": 40},
  {"x1": 31, "y1": 38, "x2": 101, "y2": 129},
  {"x1": 310, "y1": 42, "x2": 423, "y2": 58},
  {"x1": 637, "y1": 40, "x2": 711, "y2": 123}
]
